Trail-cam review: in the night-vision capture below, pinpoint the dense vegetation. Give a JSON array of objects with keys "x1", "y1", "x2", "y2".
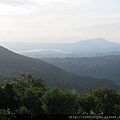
[
  {"x1": 0, "y1": 74, "x2": 120, "y2": 120},
  {"x1": 41, "y1": 55, "x2": 120, "y2": 85}
]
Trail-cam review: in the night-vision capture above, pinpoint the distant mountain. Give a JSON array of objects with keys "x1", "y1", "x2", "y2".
[
  {"x1": 1, "y1": 38, "x2": 120, "y2": 58},
  {"x1": 0, "y1": 46, "x2": 119, "y2": 94},
  {"x1": 76, "y1": 38, "x2": 120, "y2": 48},
  {"x1": 74, "y1": 38, "x2": 120, "y2": 52},
  {"x1": 41, "y1": 55, "x2": 120, "y2": 85}
]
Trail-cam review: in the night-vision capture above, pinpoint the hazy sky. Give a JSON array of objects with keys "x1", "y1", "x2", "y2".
[{"x1": 0, "y1": 0, "x2": 120, "y2": 43}]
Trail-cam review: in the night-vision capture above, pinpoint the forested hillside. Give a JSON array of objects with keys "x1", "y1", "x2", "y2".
[
  {"x1": 41, "y1": 55, "x2": 120, "y2": 85},
  {"x1": 0, "y1": 46, "x2": 119, "y2": 94}
]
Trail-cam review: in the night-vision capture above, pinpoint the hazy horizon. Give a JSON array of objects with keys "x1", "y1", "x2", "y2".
[
  {"x1": 0, "y1": 38, "x2": 120, "y2": 44},
  {"x1": 0, "y1": 0, "x2": 120, "y2": 43}
]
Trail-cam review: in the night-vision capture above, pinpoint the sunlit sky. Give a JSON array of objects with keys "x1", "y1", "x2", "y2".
[{"x1": 0, "y1": 0, "x2": 120, "y2": 43}]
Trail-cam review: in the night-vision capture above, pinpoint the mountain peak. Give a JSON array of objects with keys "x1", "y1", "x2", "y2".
[
  {"x1": 91, "y1": 38, "x2": 107, "y2": 42},
  {"x1": 76, "y1": 38, "x2": 108, "y2": 44}
]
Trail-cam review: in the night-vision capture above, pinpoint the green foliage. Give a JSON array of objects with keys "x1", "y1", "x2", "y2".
[
  {"x1": 0, "y1": 83, "x2": 17, "y2": 111},
  {"x1": 78, "y1": 86, "x2": 120, "y2": 116},
  {"x1": 23, "y1": 87, "x2": 44, "y2": 114},
  {"x1": 0, "y1": 109, "x2": 13, "y2": 120},
  {"x1": 92, "y1": 86, "x2": 120, "y2": 114},
  {"x1": 0, "y1": 74, "x2": 120, "y2": 119},
  {"x1": 42, "y1": 88, "x2": 80, "y2": 114},
  {"x1": 0, "y1": 74, "x2": 48, "y2": 116},
  {"x1": 79, "y1": 94, "x2": 95, "y2": 114},
  {"x1": 10, "y1": 74, "x2": 48, "y2": 93}
]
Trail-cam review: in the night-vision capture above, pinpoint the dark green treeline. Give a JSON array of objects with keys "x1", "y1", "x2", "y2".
[{"x1": 0, "y1": 74, "x2": 120, "y2": 120}]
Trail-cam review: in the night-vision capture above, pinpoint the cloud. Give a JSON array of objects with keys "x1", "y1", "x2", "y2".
[
  {"x1": 0, "y1": 0, "x2": 120, "y2": 43},
  {"x1": 0, "y1": 3, "x2": 29, "y2": 15},
  {"x1": 0, "y1": 0, "x2": 70, "y2": 7},
  {"x1": 30, "y1": 0, "x2": 87, "y2": 8},
  {"x1": 0, "y1": 0, "x2": 35, "y2": 7}
]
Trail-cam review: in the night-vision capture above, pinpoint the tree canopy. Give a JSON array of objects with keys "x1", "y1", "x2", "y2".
[{"x1": 0, "y1": 74, "x2": 120, "y2": 120}]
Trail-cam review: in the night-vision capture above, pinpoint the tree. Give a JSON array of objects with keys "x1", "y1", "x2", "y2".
[
  {"x1": 0, "y1": 109, "x2": 13, "y2": 120},
  {"x1": 79, "y1": 94, "x2": 95, "y2": 114},
  {"x1": 0, "y1": 83, "x2": 17, "y2": 111},
  {"x1": 23, "y1": 87, "x2": 44, "y2": 114},
  {"x1": 10, "y1": 74, "x2": 48, "y2": 94},
  {"x1": 42, "y1": 88, "x2": 80, "y2": 114},
  {"x1": 0, "y1": 74, "x2": 48, "y2": 116},
  {"x1": 92, "y1": 86, "x2": 120, "y2": 115}
]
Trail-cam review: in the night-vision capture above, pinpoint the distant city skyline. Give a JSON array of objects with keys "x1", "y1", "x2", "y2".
[{"x1": 0, "y1": 0, "x2": 120, "y2": 43}]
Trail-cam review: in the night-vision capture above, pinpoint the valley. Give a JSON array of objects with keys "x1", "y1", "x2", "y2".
[
  {"x1": 1, "y1": 38, "x2": 120, "y2": 58},
  {"x1": 41, "y1": 55, "x2": 120, "y2": 85},
  {"x1": 0, "y1": 38, "x2": 120, "y2": 94},
  {"x1": 0, "y1": 46, "x2": 120, "y2": 94}
]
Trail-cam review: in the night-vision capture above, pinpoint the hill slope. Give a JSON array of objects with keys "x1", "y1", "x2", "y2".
[
  {"x1": 41, "y1": 55, "x2": 120, "y2": 85},
  {"x1": 0, "y1": 46, "x2": 119, "y2": 94}
]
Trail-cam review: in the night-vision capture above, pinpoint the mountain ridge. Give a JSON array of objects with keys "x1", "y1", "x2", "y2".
[
  {"x1": 1, "y1": 38, "x2": 119, "y2": 58},
  {"x1": 1, "y1": 38, "x2": 120, "y2": 51},
  {"x1": 76, "y1": 38, "x2": 120, "y2": 47},
  {"x1": 0, "y1": 46, "x2": 119, "y2": 94},
  {"x1": 41, "y1": 55, "x2": 120, "y2": 85}
]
